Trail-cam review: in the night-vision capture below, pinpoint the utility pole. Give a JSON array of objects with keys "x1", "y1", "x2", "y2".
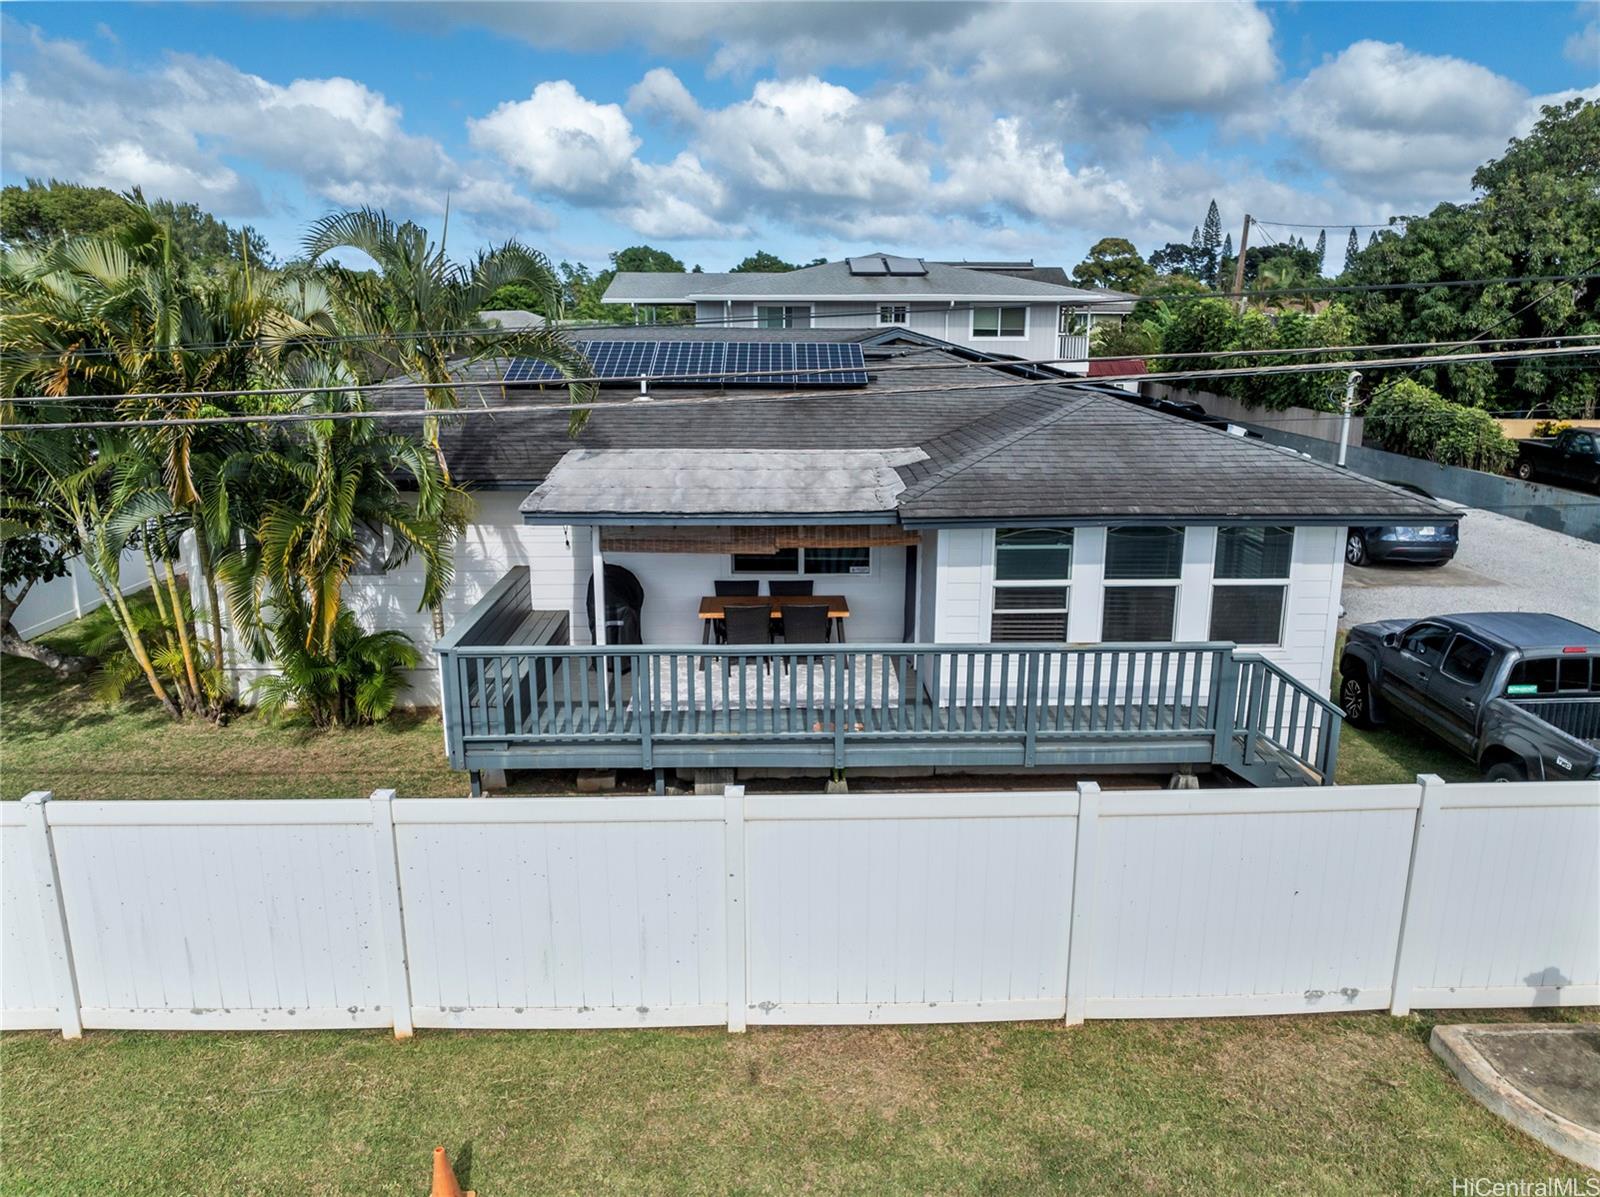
[
  {"x1": 1231, "y1": 215, "x2": 1251, "y2": 313},
  {"x1": 1338, "y1": 370, "x2": 1361, "y2": 468}
]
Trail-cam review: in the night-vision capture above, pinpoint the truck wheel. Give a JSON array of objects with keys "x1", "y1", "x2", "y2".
[
  {"x1": 1515, "y1": 461, "x2": 1534, "y2": 481},
  {"x1": 1339, "y1": 670, "x2": 1377, "y2": 728},
  {"x1": 1345, "y1": 532, "x2": 1368, "y2": 566},
  {"x1": 1483, "y1": 760, "x2": 1527, "y2": 783}
]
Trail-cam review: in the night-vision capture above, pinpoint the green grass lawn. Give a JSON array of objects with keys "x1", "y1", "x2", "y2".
[
  {"x1": 1331, "y1": 632, "x2": 1473, "y2": 786},
  {"x1": 1, "y1": 597, "x2": 469, "y2": 800},
  {"x1": 2, "y1": 1011, "x2": 1591, "y2": 1195},
  {"x1": 3, "y1": 601, "x2": 1471, "y2": 799},
  {"x1": 3, "y1": 612, "x2": 1586, "y2": 1193}
]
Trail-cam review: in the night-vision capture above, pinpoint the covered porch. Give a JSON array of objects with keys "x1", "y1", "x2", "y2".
[{"x1": 582, "y1": 522, "x2": 922, "y2": 647}]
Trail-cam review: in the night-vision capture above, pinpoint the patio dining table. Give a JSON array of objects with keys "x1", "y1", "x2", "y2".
[{"x1": 697, "y1": 594, "x2": 851, "y2": 643}]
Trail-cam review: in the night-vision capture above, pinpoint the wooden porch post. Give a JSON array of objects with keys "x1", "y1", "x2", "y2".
[
  {"x1": 591, "y1": 526, "x2": 609, "y2": 706},
  {"x1": 590, "y1": 527, "x2": 607, "y2": 649}
]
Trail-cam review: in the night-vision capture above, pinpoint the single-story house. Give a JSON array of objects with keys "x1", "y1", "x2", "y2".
[
  {"x1": 602, "y1": 257, "x2": 1135, "y2": 373},
  {"x1": 197, "y1": 327, "x2": 1450, "y2": 791}
]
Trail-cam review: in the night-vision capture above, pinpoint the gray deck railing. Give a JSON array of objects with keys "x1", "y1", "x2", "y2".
[
  {"x1": 1232, "y1": 654, "x2": 1344, "y2": 784},
  {"x1": 437, "y1": 635, "x2": 1344, "y2": 785}
]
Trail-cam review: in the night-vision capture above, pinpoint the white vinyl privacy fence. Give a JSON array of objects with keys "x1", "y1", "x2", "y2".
[{"x1": 3, "y1": 778, "x2": 1595, "y2": 1037}]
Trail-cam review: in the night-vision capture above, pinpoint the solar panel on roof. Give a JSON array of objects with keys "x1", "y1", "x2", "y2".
[
  {"x1": 503, "y1": 356, "x2": 564, "y2": 383},
  {"x1": 846, "y1": 255, "x2": 889, "y2": 275},
  {"x1": 723, "y1": 341, "x2": 794, "y2": 385},
  {"x1": 653, "y1": 340, "x2": 726, "y2": 384},
  {"x1": 795, "y1": 342, "x2": 870, "y2": 386},
  {"x1": 881, "y1": 255, "x2": 927, "y2": 276},
  {"x1": 505, "y1": 339, "x2": 867, "y2": 388},
  {"x1": 584, "y1": 340, "x2": 658, "y2": 379}
]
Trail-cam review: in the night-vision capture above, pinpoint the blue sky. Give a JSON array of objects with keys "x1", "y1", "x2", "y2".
[{"x1": 2, "y1": 2, "x2": 1595, "y2": 272}]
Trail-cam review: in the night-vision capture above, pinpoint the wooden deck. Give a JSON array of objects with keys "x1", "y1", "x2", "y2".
[{"x1": 437, "y1": 568, "x2": 1343, "y2": 787}]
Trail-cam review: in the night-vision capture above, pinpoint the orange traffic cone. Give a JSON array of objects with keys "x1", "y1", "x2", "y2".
[{"x1": 430, "y1": 1146, "x2": 476, "y2": 1197}]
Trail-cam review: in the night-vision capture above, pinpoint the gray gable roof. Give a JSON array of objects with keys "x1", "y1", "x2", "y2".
[
  {"x1": 604, "y1": 259, "x2": 1130, "y2": 305},
  {"x1": 895, "y1": 389, "x2": 1449, "y2": 525},
  {"x1": 605, "y1": 272, "x2": 739, "y2": 301},
  {"x1": 376, "y1": 331, "x2": 1449, "y2": 526}
]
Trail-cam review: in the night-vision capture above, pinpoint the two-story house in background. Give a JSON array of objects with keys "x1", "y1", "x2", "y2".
[{"x1": 603, "y1": 255, "x2": 1135, "y2": 373}]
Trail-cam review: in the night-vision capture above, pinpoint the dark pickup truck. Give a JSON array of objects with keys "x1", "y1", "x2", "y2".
[
  {"x1": 1514, "y1": 427, "x2": 1600, "y2": 492},
  {"x1": 1341, "y1": 612, "x2": 1600, "y2": 782}
]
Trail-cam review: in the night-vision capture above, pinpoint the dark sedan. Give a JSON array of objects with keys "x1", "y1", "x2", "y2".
[{"x1": 1345, "y1": 483, "x2": 1460, "y2": 566}]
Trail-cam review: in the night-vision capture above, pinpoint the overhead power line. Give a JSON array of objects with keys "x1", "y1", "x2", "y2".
[
  {"x1": 4, "y1": 344, "x2": 1596, "y2": 434},
  {"x1": 6, "y1": 334, "x2": 1599, "y2": 408},
  {"x1": 1253, "y1": 218, "x2": 1400, "y2": 231},
  {"x1": 4, "y1": 272, "x2": 1595, "y2": 364}
]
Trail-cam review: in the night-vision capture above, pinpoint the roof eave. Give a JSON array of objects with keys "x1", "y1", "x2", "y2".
[
  {"x1": 898, "y1": 511, "x2": 1453, "y2": 528},
  {"x1": 679, "y1": 292, "x2": 1121, "y2": 304},
  {"x1": 521, "y1": 510, "x2": 902, "y2": 526}
]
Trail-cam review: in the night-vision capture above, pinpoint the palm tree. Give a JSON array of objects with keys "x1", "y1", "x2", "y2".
[
  {"x1": 302, "y1": 207, "x2": 595, "y2": 465},
  {"x1": 233, "y1": 367, "x2": 470, "y2": 658},
  {"x1": 303, "y1": 207, "x2": 593, "y2": 637},
  {"x1": 1253, "y1": 257, "x2": 1317, "y2": 313},
  {"x1": 0, "y1": 426, "x2": 183, "y2": 718},
  {"x1": 6, "y1": 202, "x2": 340, "y2": 708}
]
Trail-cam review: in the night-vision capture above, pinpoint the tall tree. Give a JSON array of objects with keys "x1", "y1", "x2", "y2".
[
  {"x1": 1313, "y1": 230, "x2": 1327, "y2": 275},
  {"x1": 1071, "y1": 237, "x2": 1155, "y2": 292},
  {"x1": 1, "y1": 179, "x2": 271, "y2": 266},
  {"x1": 242, "y1": 374, "x2": 469, "y2": 658},
  {"x1": 1345, "y1": 228, "x2": 1360, "y2": 273},
  {"x1": 304, "y1": 208, "x2": 593, "y2": 458},
  {"x1": 1199, "y1": 200, "x2": 1223, "y2": 285},
  {"x1": 610, "y1": 245, "x2": 686, "y2": 273},
  {"x1": 1343, "y1": 98, "x2": 1600, "y2": 418},
  {"x1": 728, "y1": 251, "x2": 825, "y2": 272}
]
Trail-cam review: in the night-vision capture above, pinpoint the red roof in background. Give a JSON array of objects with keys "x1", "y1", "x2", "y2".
[{"x1": 1087, "y1": 358, "x2": 1149, "y2": 377}]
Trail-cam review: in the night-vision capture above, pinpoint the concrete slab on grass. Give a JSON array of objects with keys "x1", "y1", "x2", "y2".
[{"x1": 1430, "y1": 1023, "x2": 1600, "y2": 1170}]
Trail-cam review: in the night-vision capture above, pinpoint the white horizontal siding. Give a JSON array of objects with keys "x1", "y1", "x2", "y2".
[{"x1": 934, "y1": 523, "x2": 1343, "y2": 697}]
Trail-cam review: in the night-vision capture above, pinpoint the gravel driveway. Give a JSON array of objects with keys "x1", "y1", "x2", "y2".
[{"x1": 1340, "y1": 507, "x2": 1600, "y2": 630}]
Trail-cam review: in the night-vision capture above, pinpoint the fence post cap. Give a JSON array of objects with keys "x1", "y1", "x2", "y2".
[
  {"x1": 369, "y1": 788, "x2": 398, "y2": 803},
  {"x1": 1415, "y1": 773, "x2": 1446, "y2": 787},
  {"x1": 1075, "y1": 780, "x2": 1102, "y2": 795},
  {"x1": 20, "y1": 790, "x2": 52, "y2": 807},
  {"x1": 723, "y1": 784, "x2": 746, "y2": 799}
]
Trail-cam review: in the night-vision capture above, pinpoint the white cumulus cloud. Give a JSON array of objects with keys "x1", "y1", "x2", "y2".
[
  {"x1": 1281, "y1": 40, "x2": 1597, "y2": 206},
  {"x1": 0, "y1": 21, "x2": 546, "y2": 229},
  {"x1": 468, "y1": 80, "x2": 640, "y2": 199}
]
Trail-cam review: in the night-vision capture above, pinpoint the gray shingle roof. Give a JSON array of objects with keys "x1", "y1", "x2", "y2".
[
  {"x1": 603, "y1": 259, "x2": 1132, "y2": 304},
  {"x1": 604, "y1": 272, "x2": 738, "y2": 301},
  {"x1": 377, "y1": 331, "x2": 1449, "y2": 525}
]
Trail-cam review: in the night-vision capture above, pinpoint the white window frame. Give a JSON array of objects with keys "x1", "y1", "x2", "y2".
[
  {"x1": 970, "y1": 305, "x2": 1029, "y2": 340},
  {"x1": 754, "y1": 304, "x2": 812, "y2": 330},
  {"x1": 1208, "y1": 525, "x2": 1294, "y2": 647},
  {"x1": 877, "y1": 304, "x2": 910, "y2": 326},
  {"x1": 729, "y1": 546, "x2": 872, "y2": 576},
  {"x1": 990, "y1": 528, "x2": 1073, "y2": 642},
  {"x1": 1101, "y1": 526, "x2": 1185, "y2": 642}
]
